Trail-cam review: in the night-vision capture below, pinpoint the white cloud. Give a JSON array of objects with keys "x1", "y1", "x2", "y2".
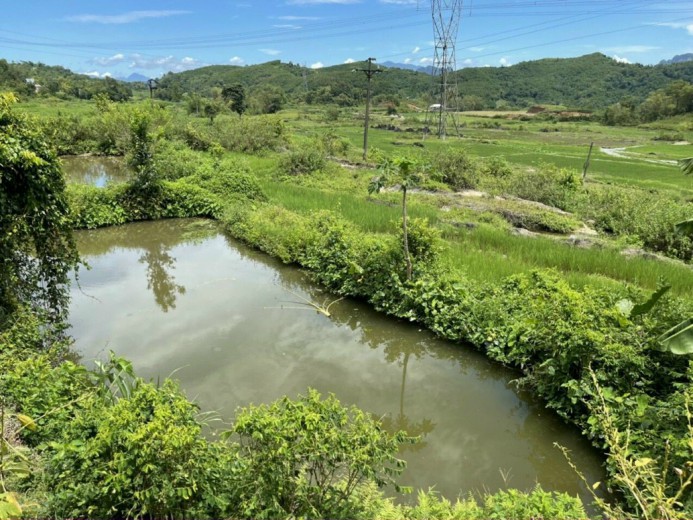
[
  {"x1": 463, "y1": 58, "x2": 473, "y2": 66},
  {"x1": 412, "y1": 46, "x2": 421, "y2": 54},
  {"x1": 419, "y1": 57, "x2": 433, "y2": 65},
  {"x1": 310, "y1": 62, "x2": 324, "y2": 69},
  {"x1": 605, "y1": 45, "x2": 659, "y2": 53},
  {"x1": 469, "y1": 46, "x2": 486, "y2": 52},
  {"x1": 273, "y1": 24, "x2": 302, "y2": 29},
  {"x1": 260, "y1": 48, "x2": 282, "y2": 56},
  {"x1": 66, "y1": 10, "x2": 189, "y2": 24},
  {"x1": 404, "y1": 58, "x2": 412, "y2": 64},
  {"x1": 82, "y1": 71, "x2": 112, "y2": 78},
  {"x1": 229, "y1": 56, "x2": 245, "y2": 65},
  {"x1": 612, "y1": 55, "x2": 631, "y2": 64},
  {"x1": 344, "y1": 58, "x2": 356, "y2": 64},
  {"x1": 653, "y1": 22, "x2": 693, "y2": 35},
  {"x1": 89, "y1": 53, "x2": 126, "y2": 66},
  {"x1": 499, "y1": 57, "x2": 510, "y2": 67},
  {"x1": 128, "y1": 54, "x2": 203, "y2": 72}
]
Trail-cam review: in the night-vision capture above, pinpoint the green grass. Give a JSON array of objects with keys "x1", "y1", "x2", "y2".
[
  {"x1": 261, "y1": 180, "x2": 439, "y2": 233},
  {"x1": 441, "y1": 224, "x2": 693, "y2": 296},
  {"x1": 16, "y1": 97, "x2": 96, "y2": 118}
]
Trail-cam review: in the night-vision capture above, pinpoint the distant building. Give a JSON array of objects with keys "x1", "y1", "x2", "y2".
[{"x1": 25, "y1": 78, "x2": 41, "y2": 93}]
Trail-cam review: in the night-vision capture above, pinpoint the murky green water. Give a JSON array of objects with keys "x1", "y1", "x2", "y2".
[
  {"x1": 61, "y1": 156, "x2": 129, "y2": 187},
  {"x1": 69, "y1": 219, "x2": 605, "y2": 504}
]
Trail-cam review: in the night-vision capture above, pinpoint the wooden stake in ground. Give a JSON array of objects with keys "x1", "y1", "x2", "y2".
[{"x1": 582, "y1": 141, "x2": 594, "y2": 183}]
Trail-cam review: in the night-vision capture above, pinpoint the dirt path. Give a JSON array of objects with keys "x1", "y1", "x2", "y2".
[{"x1": 600, "y1": 146, "x2": 678, "y2": 165}]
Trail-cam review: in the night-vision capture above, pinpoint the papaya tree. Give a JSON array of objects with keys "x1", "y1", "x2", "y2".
[{"x1": 368, "y1": 156, "x2": 425, "y2": 281}]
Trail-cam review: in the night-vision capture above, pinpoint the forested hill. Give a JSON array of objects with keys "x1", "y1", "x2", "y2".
[
  {"x1": 456, "y1": 53, "x2": 693, "y2": 109},
  {"x1": 3, "y1": 53, "x2": 693, "y2": 110},
  {"x1": 157, "y1": 53, "x2": 693, "y2": 110},
  {"x1": 0, "y1": 59, "x2": 133, "y2": 100}
]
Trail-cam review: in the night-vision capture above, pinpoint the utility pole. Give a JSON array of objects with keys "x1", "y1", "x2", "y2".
[
  {"x1": 354, "y1": 57, "x2": 382, "y2": 160},
  {"x1": 430, "y1": 0, "x2": 462, "y2": 139},
  {"x1": 147, "y1": 79, "x2": 158, "y2": 103},
  {"x1": 582, "y1": 141, "x2": 594, "y2": 183}
]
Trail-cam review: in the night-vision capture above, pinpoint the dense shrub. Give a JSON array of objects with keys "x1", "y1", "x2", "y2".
[
  {"x1": 67, "y1": 181, "x2": 221, "y2": 228},
  {"x1": 155, "y1": 140, "x2": 206, "y2": 180},
  {"x1": 579, "y1": 185, "x2": 692, "y2": 261},
  {"x1": 355, "y1": 483, "x2": 586, "y2": 519},
  {"x1": 230, "y1": 389, "x2": 410, "y2": 519},
  {"x1": 188, "y1": 115, "x2": 287, "y2": 154},
  {"x1": 279, "y1": 145, "x2": 327, "y2": 176},
  {"x1": 500, "y1": 163, "x2": 581, "y2": 211},
  {"x1": 42, "y1": 381, "x2": 234, "y2": 519},
  {"x1": 429, "y1": 149, "x2": 481, "y2": 190}
]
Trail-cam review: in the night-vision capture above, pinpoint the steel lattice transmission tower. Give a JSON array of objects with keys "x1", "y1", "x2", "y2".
[{"x1": 431, "y1": 0, "x2": 462, "y2": 139}]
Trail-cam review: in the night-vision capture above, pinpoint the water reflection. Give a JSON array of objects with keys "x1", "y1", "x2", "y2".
[
  {"x1": 75, "y1": 220, "x2": 217, "y2": 312},
  {"x1": 69, "y1": 219, "x2": 606, "y2": 505},
  {"x1": 139, "y1": 246, "x2": 185, "y2": 312},
  {"x1": 61, "y1": 156, "x2": 129, "y2": 187}
]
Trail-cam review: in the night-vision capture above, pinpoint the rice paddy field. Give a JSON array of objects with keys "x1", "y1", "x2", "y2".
[{"x1": 257, "y1": 106, "x2": 693, "y2": 298}]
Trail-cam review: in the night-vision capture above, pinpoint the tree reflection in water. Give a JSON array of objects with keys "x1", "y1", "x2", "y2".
[{"x1": 139, "y1": 246, "x2": 185, "y2": 312}]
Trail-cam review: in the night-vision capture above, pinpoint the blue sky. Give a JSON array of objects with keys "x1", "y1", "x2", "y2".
[{"x1": 2, "y1": 1, "x2": 693, "y2": 78}]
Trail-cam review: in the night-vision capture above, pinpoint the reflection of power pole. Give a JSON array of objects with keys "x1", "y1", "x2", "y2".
[{"x1": 354, "y1": 57, "x2": 382, "y2": 160}]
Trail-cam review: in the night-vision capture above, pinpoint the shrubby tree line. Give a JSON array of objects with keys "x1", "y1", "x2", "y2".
[
  {"x1": 0, "y1": 59, "x2": 132, "y2": 101},
  {"x1": 604, "y1": 79, "x2": 693, "y2": 125}
]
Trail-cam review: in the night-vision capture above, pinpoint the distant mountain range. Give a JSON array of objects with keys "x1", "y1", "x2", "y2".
[
  {"x1": 122, "y1": 72, "x2": 149, "y2": 83},
  {"x1": 380, "y1": 61, "x2": 434, "y2": 75},
  {"x1": 659, "y1": 54, "x2": 693, "y2": 65}
]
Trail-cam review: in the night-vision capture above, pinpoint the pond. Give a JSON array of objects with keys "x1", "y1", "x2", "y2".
[
  {"x1": 61, "y1": 155, "x2": 129, "y2": 187},
  {"x1": 68, "y1": 219, "x2": 605, "y2": 504}
]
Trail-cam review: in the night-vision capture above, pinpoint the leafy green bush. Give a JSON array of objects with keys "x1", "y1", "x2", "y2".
[
  {"x1": 43, "y1": 380, "x2": 234, "y2": 519},
  {"x1": 354, "y1": 483, "x2": 586, "y2": 520},
  {"x1": 182, "y1": 122, "x2": 214, "y2": 151},
  {"x1": 429, "y1": 149, "x2": 480, "y2": 190},
  {"x1": 181, "y1": 161, "x2": 265, "y2": 202},
  {"x1": 229, "y1": 389, "x2": 411, "y2": 520},
  {"x1": 579, "y1": 185, "x2": 692, "y2": 261},
  {"x1": 321, "y1": 128, "x2": 351, "y2": 156},
  {"x1": 155, "y1": 140, "x2": 207, "y2": 180},
  {"x1": 40, "y1": 114, "x2": 98, "y2": 155},
  {"x1": 0, "y1": 355, "x2": 91, "y2": 446},
  {"x1": 279, "y1": 145, "x2": 327, "y2": 176},
  {"x1": 480, "y1": 156, "x2": 513, "y2": 178},
  {"x1": 189, "y1": 115, "x2": 287, "y2": 154},
  {"x1": 68, "y1": 180, "x2": 221, "y2": 228},
  {"x1": 500, "y1": 163, "x2": 581, "y2": 210}
]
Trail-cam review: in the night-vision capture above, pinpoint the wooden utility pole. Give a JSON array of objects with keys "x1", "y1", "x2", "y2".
[
  {"x1": 582, "y1": 141, "x2": 594, "y2": 183},
  {"x1": 354, "y1": 58, "x2": 382, "y2": 160}
]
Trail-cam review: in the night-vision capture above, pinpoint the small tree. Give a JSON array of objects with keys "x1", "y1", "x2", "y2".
[
  {"x1": 368, "y1": 156, "x2": 425, "y2": 281},
  {"x1": 222, "y1": 84, "x2": 247, "y2": 117},
  {"x1": 203, "y1": 98, "x2": 224, "y2": 124},
  {"x1": 126, "y1": 110, "x2": 161, "y2": 198},
  {"x1": 229, "y1": 389, "x2": 411, "y2": 519}
]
